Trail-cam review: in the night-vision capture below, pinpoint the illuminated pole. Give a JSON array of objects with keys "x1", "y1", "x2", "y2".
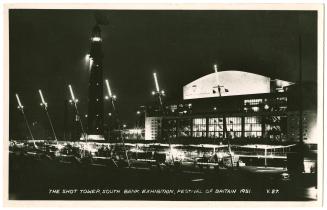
[
  {"x1": 15, "y1": 94, "x2": 36, "y2": 147},
  {"x1": 151, "y1": 72, "x2": 174, "y2": 163},
  {"x1": 38, "y1": 89, "x2": 57, "y2": 141},
  {"x1": 104, "y1": 79, "x2": 129, "y2": 166},
  {"x1": 152, "y1": 73, "x2": 165, "y2": 115},
  {"x1": 105, "y1": 79, "x2": 116, "y2": 112},
  {"x1": 68, "y1": 85, "x2": 87, "y2": 143}
]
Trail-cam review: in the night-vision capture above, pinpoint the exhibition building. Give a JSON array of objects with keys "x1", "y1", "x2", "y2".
[{"x1": 144, "y1": 70, "x2": 317, "y2": 145}]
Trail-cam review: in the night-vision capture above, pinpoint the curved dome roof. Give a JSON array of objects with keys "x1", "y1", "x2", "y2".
[{"x1": 183, "y1": 70, "x2": 273, "y2": 100}]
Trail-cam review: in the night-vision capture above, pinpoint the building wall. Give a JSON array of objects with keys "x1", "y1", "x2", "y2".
[
  {"x1": 145, "y1": 117, "x2": 162, "y2": 140},
  {"x1": 287, "y1": 110, "x2": 317, "y2": 144}
]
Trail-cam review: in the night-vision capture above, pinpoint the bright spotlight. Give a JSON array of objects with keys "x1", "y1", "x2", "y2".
[
  {"x1": 89, "y1": 58, "x2": 94, "y2": 70},
  {"x1": 153, "y1": 72, "x2": 160, "y2": 92},
  {"x1": 105, "y1": 79, "x2": 112, "y2": 97},
  {"x1": 91, "y1": 37, "x2": 101, "y2": 42},
  {"x1": 105, "y1": 96, "x2": 109, "y2": 100},
  {"x1": 38, "y1": 89, "x2": 47, "y2": 108},
  {"x1": 15, "y1": 94, "x2": 23, "y2": 108},
  {"x1": 214, "y1": 64, "x2": 218, "y2": 73},
  {"x1": 68, "y1": 85, "x2": 76, "y2": 102}
]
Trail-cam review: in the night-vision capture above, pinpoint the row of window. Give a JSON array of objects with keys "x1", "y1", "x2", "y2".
[{"x1": 163, "y1": 116, "x2": 285, "y2": 139}]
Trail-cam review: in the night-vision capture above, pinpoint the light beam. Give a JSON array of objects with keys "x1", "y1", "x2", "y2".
[
  {"x1": 68, "y1": 84, "x2": 76, "y2": 102},
  {"x1": 153, "y1": 72, "x2": 160, "y2": 92},
  {"x1": 105, "y1": 79, "x2": 112, "y2": 97},
  {"x1": 89, "y1": 58, "x2": 93, "y2": 70},
  {"x1": 214, "y1": 64, "x2": 218, "y2": 73},
  {"x1": 38, "y1": 89, "x2": 47, "y2": 107},
  {"x1": 15, "y1": 94, "x2": 23, "y2": 108}
]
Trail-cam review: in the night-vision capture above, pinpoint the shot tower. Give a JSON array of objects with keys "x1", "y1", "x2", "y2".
[{"x1": 87, "y1": 24, "x2": 105, "y2": 140}]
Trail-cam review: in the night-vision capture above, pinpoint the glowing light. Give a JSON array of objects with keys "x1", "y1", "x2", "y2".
[
  {"x1": 85, "y1": 54, "x2": 90, "y2": 60},
  {"x1": 169, "y1": 148, "x2": 185, "y2": 161},
  {"x1": 89, "y1": 58, "x2": 94, "y2": 70},
  {"x1": 91, "y1": 37, "x2": 101, "y2": 42},
  {"x1": 15, "y1": 94, "x2": 23, "y2": 108},
  {"x1": 68, "y1": 85, "x2": 75, "y2": 102},
  {"x1": 214, "y1": 64, "x2": 218, "y2": 73},
  {"x1": 105, "y1": 96, "x2": 109, "y2": 100},
  {"x1": 161, "y1": 90, "x2": 165, "y2": 95},
  {"x1": 105, "y1": 79, "x2": 112, "y2": 97},
  {"x1": 113, "y1": 95, "x2": 117, "y2": 100},
  {"x1": 128, "y1": 129, "x2": 142, "y2": 134},
  {"x1": 85, "y1": 114, "x2": 88, "y2": 118},
  {"x1": 136, "y1": 111, "x2": 141, "y2": 115},
  {"x1": 108, "y1": 113, "x2": 112, "y2": 116},
  {"x1": 38, "y1": 89, "x2": 47, "y2": 107},
  {"x1": 123, "y1": 124, "x2": 127, "y2": 128},
  {"x1": 153, "y1": 72, "x2": 160, "y2": 92}
]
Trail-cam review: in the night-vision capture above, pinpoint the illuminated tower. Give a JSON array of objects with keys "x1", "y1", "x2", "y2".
[{"x1": 87, "y1": 25, "x2": 105, "y2": 140}]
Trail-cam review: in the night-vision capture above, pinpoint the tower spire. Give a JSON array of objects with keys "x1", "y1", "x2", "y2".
[{"x1": 87, "y1": 24, "x2": 105, "y2": 140}]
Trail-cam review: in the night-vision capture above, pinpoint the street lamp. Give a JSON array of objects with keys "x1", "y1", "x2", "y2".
[
  {"x1": 38, "y1": 89, "x2": 57, "y2": 141},
  {"x1": 15, "y1": 93, "x2": 36, "y2": 147},
  {"x1": 152, "y1": 72, "x2": 165, "y2": 114},
  {"x1": 68, "y1": 84, "x2": 87, "y2": 143}
]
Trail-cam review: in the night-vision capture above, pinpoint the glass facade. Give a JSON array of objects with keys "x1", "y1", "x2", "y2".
[
  {"x1": 208, "y1": 118, "x2": 223, "y2": 138},
  {"x1": 244, "y1": 116, "x2": 262, "y2": 138},
  {"x1": 178, "y1": 118, "x2": 192, "y2": 137},
  {"x1": 226, "y1": 117, "x2": 242, "y2": 138},
  {"x1": 158, "y1": 95, "x2": 288, "y2": 141},
  {"x1": 192, "y1": 118, "x2": 206, "y2": 138},
  {"x1": 264, "y1": 115, "x2": 287, "y2": 140}
]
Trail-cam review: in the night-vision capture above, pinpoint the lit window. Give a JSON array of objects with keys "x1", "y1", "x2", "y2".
[{"x1": 91, "y1": 37, "x2": 101, "y2": 42}]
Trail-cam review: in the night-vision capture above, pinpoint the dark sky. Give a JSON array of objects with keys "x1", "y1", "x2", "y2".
[{"x1": 9, "y1": 10, "x2": 317, "y2": 139}]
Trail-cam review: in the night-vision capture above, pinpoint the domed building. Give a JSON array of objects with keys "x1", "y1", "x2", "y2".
[
  {"x1": 183, "y1": 70, "x2": 293, "y2": 100},
  {"x1": 144, "y1": 70, "x2": 316, "y2": 147}
]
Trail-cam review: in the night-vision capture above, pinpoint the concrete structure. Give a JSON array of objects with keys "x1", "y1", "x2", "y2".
[
  {"x1": 145, "y1": 70, "x2": 317, "y2": 145},
  {"x1": 183, "y1": 70, "x2": 293, "y2": 100},
  {"x1": 87, "y1": 25, "x2": 105, "y2": 140},
  {"x1": 145, "y1": 117, "x2": 162, "y2": 140}
]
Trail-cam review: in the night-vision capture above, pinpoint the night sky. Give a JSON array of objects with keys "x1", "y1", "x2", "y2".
[{"x1": 9, "y1": 10, "x2": 317, "y2": 139}]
